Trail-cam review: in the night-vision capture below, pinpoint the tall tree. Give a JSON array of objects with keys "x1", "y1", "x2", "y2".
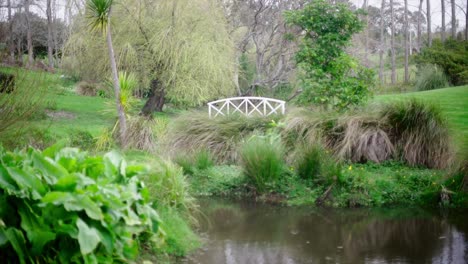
[
  {"x1": 390, "y1": 0, "x2": 396, "y2": 84},
  {"x1": 450, "y1": 0, "x2": 456, "y2": 38},
  {"x1": 441, "y1": 0, "x2": 446, "y2": 42},
  {"x1": 404, "y1": 0, "x2": 409, "y2": 83},
  {"x1": 87, "y1": 0, "x2": 126, "y2": 144},
  {"x1": 25, "y1": 0, "x2": 34, "y2": 66},
  {"x1": 46, "y1": 0, "x2": 54, "y2": 68},
  {"x1": 364, "y1": 0, "x2": 369, "y2": 67},
  {"x1": 379, "y1": 0, "x2": 385, "y2": 84},
  {"x1": 7, "y1": 0, "x2": 14, "y2": 60},
  {"x1": 466, "y1": 0, "x2": 468, "y2": 40},
  {"x1": 427, "y1": 0, "x2": 432, "y2": 46},
  {"x1": 417, "y1": 0, "x2": 423, "y2": 51}
]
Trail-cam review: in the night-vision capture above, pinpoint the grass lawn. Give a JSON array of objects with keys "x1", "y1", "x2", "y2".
[{"x1": 375, "y1": 86, "x2": 468, "y2": 156}]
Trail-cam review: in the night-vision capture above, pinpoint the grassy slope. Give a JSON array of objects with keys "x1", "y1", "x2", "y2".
[{"x1": 375, "y1": 86, "x2": 468, "y2": 155}]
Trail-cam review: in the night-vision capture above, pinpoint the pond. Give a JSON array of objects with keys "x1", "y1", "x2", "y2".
[{"x1": 185, "y1": 198, "x2": 468, "y2": 264}]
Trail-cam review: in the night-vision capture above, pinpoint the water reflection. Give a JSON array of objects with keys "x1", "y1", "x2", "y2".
[{"x1": 186, "y1": 198, "x2": 468, "y2": 264}]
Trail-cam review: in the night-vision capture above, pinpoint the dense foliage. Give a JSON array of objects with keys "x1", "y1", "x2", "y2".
[
  {"x1": 414, "y1": 39, "x2": 468, "y2": 86},
  {"x1": 414, "y1": 64, "x2": 449, "y2": 91},
  {"x1": 285, "y1": 0, "x2": 373, "y2": 110},
  {"x1": 0, "y1": 146, "x2": 162, "y2": 263}
]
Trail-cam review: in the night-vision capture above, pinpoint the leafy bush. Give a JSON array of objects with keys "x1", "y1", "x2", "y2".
[
  {"x1": 0, "y1": 146, "x2": 162, "y2": 263},
  {"x1": 240, "y1": 133, "x2": 285, "y2": 193},
  {"x1": 414, "y1": 64, "x2": 449, "y2": 91},
  {"x1": 167, "y1": 112, "x2": 277, "y2": 163},
  {"x1": 68, "y1": 130, "x2": 95, "y2": 150},
  {"x1": 190, "y1": 165, "x2": 246, "y2": 196},
  {"x1": 382, "y1": 99, "x2": 453, "y2": 169},
  {"x1": 75, "y1": 81, "x2": 98, "y2": 96},
  {"x1": 141, "y1": 159, "x2": 195, "y2": 211},
  {"x1": 174, "y1": 149, "x2": 214, "y2": 175},
  {"x1": 295, "y1": 144, "x2": 341, "y2": 184},
  {"x1": 414, "y1": 39, "x2": 468, "y2": 85}
]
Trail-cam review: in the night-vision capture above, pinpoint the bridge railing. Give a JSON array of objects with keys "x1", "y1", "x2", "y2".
[{"x1": 207, "y1": 96, "x2": 286, "y2": 118}]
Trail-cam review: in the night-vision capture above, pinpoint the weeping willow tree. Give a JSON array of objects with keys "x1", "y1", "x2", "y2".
[{"x1": 63, "y1": 0, "x2": 236, "y2": 114}]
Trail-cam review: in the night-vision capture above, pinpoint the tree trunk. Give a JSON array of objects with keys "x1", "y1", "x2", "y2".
[
  {"x1": 441, "y1": 0, "x2": 446, "y2": 42},
  {"x1": 106, "y1": 11, "x2": 127, "y2": 144},
  {"x1": 417, "y1": 0, "x2": 423, "y2": 51},
  {"x1": 7, "y1": 0, "x2": 14, "y2": 61},
  {"x1": 404, "y1": 0, "x2": 409, "y2": 83},
  {"x1": 379, "y1": 0, "x2": 385, "y2": 85},
  {"x1": 25, "y1": 0, "x2": 34, "y2": 67},
  {"x1": 364, "y1": 0, "x2": 369, "y2": 67},
  {"x1": 450, "y1": 0, "x2": 456, "y2": 38},
  {"x1": 466, "y1": 0, "x2": 468, "y2": 40},
  {"x1": 390, "y1": 0, "x2": 396, "y2": 84},
  {"x1": 47, "y1": 0, "x2": 54, "y2": 69},
  {"x1": 427, "y1": 0, "x2": 432, "y2": 46},
  {"x1": 141, "y1": 79, "x2": 166, "y2": 115}
]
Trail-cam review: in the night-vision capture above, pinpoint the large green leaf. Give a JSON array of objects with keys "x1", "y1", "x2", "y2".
[
  {"x1": 77, "y1": 219, "x2": 101, "y2": 255},
  {"x1": 0, "y1": 164, "x2": 18, "y2": 191},
  {"x1": 18, "y1": 204, "x2": 56, "y2": 255},
  {"x1": 6, "y1": 167, "x2": 46, "y2": 198},
  {"x1": 4, "y1": 228, "x2": 28, "y2": 264},
  {"x1": 42, "y1": 192, "x2": 103, "y2": 220},
  {"x1": 32, "y1": 151, "x2": 69, "y2": 184}
]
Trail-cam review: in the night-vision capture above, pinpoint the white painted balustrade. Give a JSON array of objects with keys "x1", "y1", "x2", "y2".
[{"x1": 207, "y1": 97, "x2": 286, "y2": 118}]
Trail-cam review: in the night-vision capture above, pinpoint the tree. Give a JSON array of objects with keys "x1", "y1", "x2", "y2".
[
  {"x1": 390, "y1": 0, "x2": 396, "y2": 84},
  {"x1": 427, "y1": 0, "x2": 432, "y2": 46},
  {"x1": 25, "y1": 0, "x2": 33, "y2": 66},
  {"x1": 417, "y1": 0, "x2": 424, "y2": 51},
  {"x1": 441, "y1": 0, "x2": 446, "y2": 42},
  {"x1": 379, "y1": 0, "x2": 385, "y2": 84},
  {"x1": 65, "y1": 0, "x2": 235, "y2": 113},
  {"x1": 404, "y1": 0, "x2": 409, "y2": 83},
  {"x1": 285, "y1": 0, "x2": 373, "y2": 111},
  {"x1": 450, "y1": 0, "x2": 456, "y2": 38},
  {"x1": 46, "y1": 0, "x2": 53, "y2": 68},
  {"x1": 86, "y1": 0, "x2": 126, "y2": 143}
]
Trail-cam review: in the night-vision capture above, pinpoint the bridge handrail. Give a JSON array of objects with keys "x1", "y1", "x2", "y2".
[{"x1": 207, "y1": 96, "x2": 286, "y2": 118}]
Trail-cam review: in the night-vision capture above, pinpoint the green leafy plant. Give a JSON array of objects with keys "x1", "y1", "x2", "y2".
[
  {"x1": 0, "y1": 146, "x2": 162, "y2": 263},
  {"x1": 414, "y1": 64, "x2": 449, "y2": 91},
  {"x1": 174, "y1": 149, "x2": 214, "y2": 175},
  {"x1": 285, "y1": 0, "x2": 373, "y2": 111},
  {"x1": 295, "y1": 144, "x2": 342, "y2": 185},
  {"x1": 240, "y1": 133, "x2": 285, "y2": 193}
]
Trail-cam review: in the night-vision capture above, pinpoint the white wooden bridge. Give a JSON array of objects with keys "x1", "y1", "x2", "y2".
[{"x1": 207, "y1": 97, "x2": 286, "y2": 118}]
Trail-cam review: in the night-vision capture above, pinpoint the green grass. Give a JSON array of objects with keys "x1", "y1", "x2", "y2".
[{"x1": 375, "y1": 86, "x2": 468, "y2": 155}]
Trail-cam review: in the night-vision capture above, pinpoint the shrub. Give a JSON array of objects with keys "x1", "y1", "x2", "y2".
[
  {"x1": 174, "y1": 149, "x2": 214, "y2": 175},
  {"x1": 414, "y1": 39, "x2": 468, "y2": 85},
  {"x1": 382, "y1": 99, "x2": 453, "y2": 169},
  {"x1": 240, "y1": 133, "x2": 285, "y2": 193},
  {"x1": 295, "y1": 144, "x2": 342, "y2": 184},
  {"x1": 0, "y1": 146, "x2": 162, "y2": 263},
  {"x1": 75, "y1": 81, "x2": 97, "y2": 96},
  {"x1": 190, "y1": 165, "x2": 246, "y2": 196},
  {"x1": 0, "y1": 72, "x2": 15, "y2": 93},
  {"x1": 68, "y1": 130, "x2": 95, "y2": 150},
  {"x1": 167, "y1": 112, "x2": 276, "y2": 163},
  {"x1": 141, "y1": 159, "x2": 195, "y2": 211},
  {"x1": 414, "y1": 64, "x2": 449, "y2": 91}
]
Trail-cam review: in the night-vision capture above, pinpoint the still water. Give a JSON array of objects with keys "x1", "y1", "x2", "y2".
[{"x1": 186, "y1": 198, "x2": 468, "y2": 264}]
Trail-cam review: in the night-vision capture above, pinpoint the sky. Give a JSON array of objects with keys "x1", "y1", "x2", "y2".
[
  {"x1": 352, "y1": 0, "x2": 467, "y2": 30},
  {"x1": 1, "y1": 0, "x2": 467, "y2": 32}
]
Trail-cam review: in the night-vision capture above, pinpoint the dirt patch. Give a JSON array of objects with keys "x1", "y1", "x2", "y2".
[{"x1": 46, "y1": 110, "x2": 76, "y2": 120}]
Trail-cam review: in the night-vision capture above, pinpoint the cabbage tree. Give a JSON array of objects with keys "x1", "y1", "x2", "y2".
[{"x1": 86, "y1": 0, "x2": 127, "y2": 142}]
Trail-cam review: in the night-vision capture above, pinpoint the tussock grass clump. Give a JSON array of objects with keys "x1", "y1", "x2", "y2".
[
  {"x1": 382, "y1": 99, "x2": 452, "y2": 169},
  {"x1": 332, "y1": 114, "x2": 395, "y2": 163},
  {"x1": 240, "y1": 134, "x2": 285, "y2": 193},
  {"x1": 295, "y1": 144, "x2": 341, "y2": 184},
  {"x1": 123, "y1": 116, "x2": 158, "y2": 152},
  {"x1": 415, "y1": 64, "x2": 449, "y2": 91},
  {"x1": 167, "y1": 111, "x2": 276, "y2": 163},
  {"x1": 175, "y1": 149, "x2": 214, "y2": 175},
  {"x1": 75, "y1": 81, "x2": 98, "y2": 96}
]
